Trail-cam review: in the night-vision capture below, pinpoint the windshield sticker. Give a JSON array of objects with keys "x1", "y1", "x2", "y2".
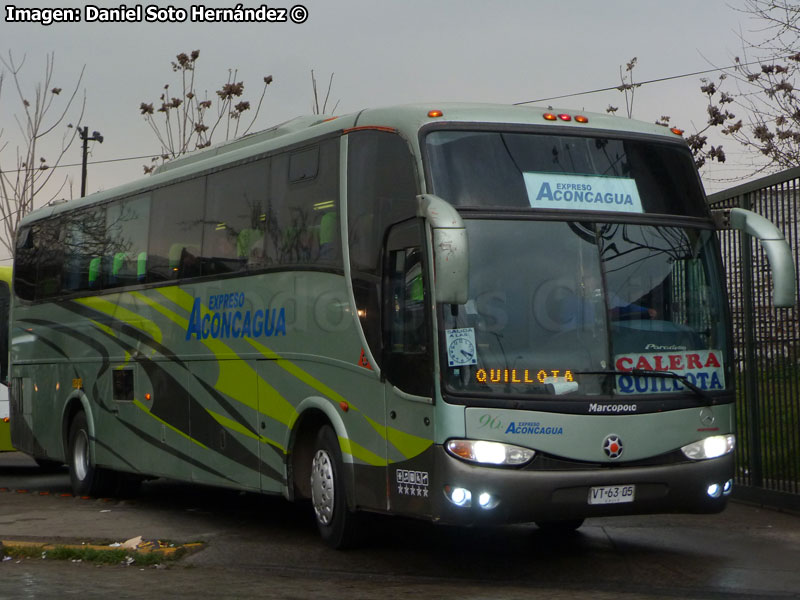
[
  {"x1": 445, "y1": 327, "x2": 478, "y2": 367},
  {"x1": 614, "y1": 349, "x2": 725, "y2": 395},
  {"x1": 524, "y1": 173, "x2": 644, "y2": 213}
]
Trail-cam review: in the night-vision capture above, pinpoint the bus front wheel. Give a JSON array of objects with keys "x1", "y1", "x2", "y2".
[
  {"x1": 67, "y1": 412, "x2": 117, "y2": 497},
  {"x1": 310, "y1": 425, "x2": 361, "y2": 549}
]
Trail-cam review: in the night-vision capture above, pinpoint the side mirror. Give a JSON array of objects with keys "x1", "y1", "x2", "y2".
[
  {"x1": 417, "y1": 194, "x2": 468, "y2": 305},
  {"x1": 713, "y1": 207, "x2": 797, "y2": 307}
]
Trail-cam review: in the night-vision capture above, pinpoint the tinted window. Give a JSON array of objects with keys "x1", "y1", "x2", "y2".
[
  {"x1": 105, "y1": 194, "x2": 150, "y2": 288},
  {"x1": 36, "y1": 219, "x2": 65, "y2": 298},
  {"x1": 14, "y1": 227, "x2": 37, "y2": 301},
  {"x1": 425, "y1": 130, "x2": 708, "y2": 217},
  {"x1": 148, "y1": 179, "x2": 205, "y2": 281},
  {"x1": 347, "y1": 131, "x2": 418, "y2": 275},
  {"x1": 347, "y1": 130, "x2": 418, "y2": 362},
  {"x1": 268, "y1": 139, "x2": 341, "y2": 267},
  {"x1": 203, "y1": 160, "x2": 269, "y2": 275},
  {"x1": 61, "y1": 207, "x2": 107, "y2": 293}
]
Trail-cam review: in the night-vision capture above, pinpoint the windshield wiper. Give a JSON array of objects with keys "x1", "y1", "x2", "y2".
[{"x1": 573, "y1": 369, "x2": 714, "y2": 405}]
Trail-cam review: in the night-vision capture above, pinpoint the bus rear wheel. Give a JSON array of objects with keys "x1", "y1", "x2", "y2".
[
  {"x1": 310, "y1": 425, "x2": 361, "y2": 549},
  {"x1": 67, "y1": 412, "x2": 118, "y2": 498}
]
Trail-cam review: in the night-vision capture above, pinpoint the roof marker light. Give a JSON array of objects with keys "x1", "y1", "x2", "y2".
[
  {"x1": 671, "y1": 127, "x2": 685, "y2": 136},
  {"x1": 543, "y1": 113, "x2": 557, "y2": 121},
  {"x1": 558, "y1": 114, "x2": 572, "y2": 121},
  {"x1": 575, "y1": 115, "x2": 589, "y2": 123},
  {"x1": 428, "y1": 109, "x2": 444, "y2": 118}
]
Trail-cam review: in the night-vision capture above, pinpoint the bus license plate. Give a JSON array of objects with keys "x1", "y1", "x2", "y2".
[{"x1": 588, "y1": 484, "x2": 635, "y2": 505}]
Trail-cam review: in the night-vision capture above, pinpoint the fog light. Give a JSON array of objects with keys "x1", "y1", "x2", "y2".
[
  {"x1": 476, "y1": 491, "x2": 500, "y2": 510},
  {"x1": 723, "y1": 479, "x2": 733, "y2": 496},
  {"x1": 446, "y1": 486, "x2": 472, "y2": 507},
  {"x1": 707, "y1": 483, "x2": 722, "y2": 498}
]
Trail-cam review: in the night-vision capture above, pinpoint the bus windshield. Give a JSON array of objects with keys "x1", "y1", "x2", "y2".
[
  {"x1": 424, "y1": 129, "x2": 708, "y2": 217},
  {"x1": 440, "y1": 220, "x2": 730, "y2": 398}
]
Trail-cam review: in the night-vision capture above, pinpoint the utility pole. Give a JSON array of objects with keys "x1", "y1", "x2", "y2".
[{"x1": 79, "y1": 126, "x2": 104, "y2": 197}]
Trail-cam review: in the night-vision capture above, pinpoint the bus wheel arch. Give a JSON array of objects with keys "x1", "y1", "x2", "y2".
[
  {"x1": 288, "y1": 402, "x2": 362, "y2": 548},
  {"x1": 61, "y1": 394, "x2": 93, "y2": 463},
  {"x1": 62, "y1": 400, "x2": 117, "y2": 497},
  {"x1": 288, "y1": 407, "x2": 331, "y2": 501},
  {"x1": 310, "y1": 424, "x2": 362, "y2": 548}
]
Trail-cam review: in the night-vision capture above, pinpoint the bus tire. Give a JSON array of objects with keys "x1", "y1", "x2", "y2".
[
  {"x1": 67, "y1": 412, "x2": 117, "y2": 498},
  {"x1": 310, "y1": 425, "x2": 361, "y2": 549}
]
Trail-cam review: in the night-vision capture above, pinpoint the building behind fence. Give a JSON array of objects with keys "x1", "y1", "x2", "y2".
[{"x1": 708, "y1": 166, "x2": 800, "y2": 512}]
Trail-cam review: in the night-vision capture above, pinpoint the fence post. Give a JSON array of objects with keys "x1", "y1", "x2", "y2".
[{"x1": 739, "y1": 191, "x2": 762, "y2": 488}]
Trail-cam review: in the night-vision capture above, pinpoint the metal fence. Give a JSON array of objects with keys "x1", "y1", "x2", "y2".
[{"x1": 708, "y1": 167, "x2": 800, "y2": 511}]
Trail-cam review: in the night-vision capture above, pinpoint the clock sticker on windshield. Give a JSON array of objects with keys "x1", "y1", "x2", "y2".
[{"x1": 445, "y1": 328, "x2": 478, "y2": 367}]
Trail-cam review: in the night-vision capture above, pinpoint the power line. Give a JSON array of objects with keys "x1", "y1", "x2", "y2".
[
  {"x1": 0, "y1": 153, "x2": 162, "y2": 175},
  {"x1": 513, "y1": 57, "x2": 786, "y2": 106}
]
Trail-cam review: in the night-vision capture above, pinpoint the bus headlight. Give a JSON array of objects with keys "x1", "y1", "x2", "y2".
[
  {"x1": 681, "y1": 434, "x2": 735, "y2": 460},
  {"x1": 446, "y1": 439, "x2": 535, "y2": 466}
]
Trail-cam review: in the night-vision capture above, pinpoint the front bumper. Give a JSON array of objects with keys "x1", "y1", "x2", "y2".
[{"x1": 431, "y1": 445, "x2": 734, "y2": 525}]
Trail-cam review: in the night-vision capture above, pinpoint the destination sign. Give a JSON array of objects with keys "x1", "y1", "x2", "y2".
[{"x1": 614, "y1": 349, "x2": 725, "y2": 395}]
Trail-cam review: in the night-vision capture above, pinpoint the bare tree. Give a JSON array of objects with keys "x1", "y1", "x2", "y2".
[
  {"x1": 607, "y1": 57, "x2": 725, "y2": 170},
  {"x1": 607, "y1": 57, "x2": 641, "y2": 119},
  {"x1": 0, "y1": 52, "x2": 85, "y2": 256},
  {"x1": 697, "y1": 0, "x2": 800, "y2": 174},
  {"x1": 311, "y1": 70, "x2": 339, "y2": 115},
  {"x1": 140, "y1": 50, "x2": 273, "y2": 173}
]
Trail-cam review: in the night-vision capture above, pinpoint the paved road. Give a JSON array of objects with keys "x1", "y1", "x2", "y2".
[{"x1": 1, "y1": 451, "x2": 799, "y2": 599}]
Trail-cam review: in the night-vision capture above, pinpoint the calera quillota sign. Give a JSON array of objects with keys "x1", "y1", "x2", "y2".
[{"x1": 614, "y1": 350, "x2": 725, "y2": 395}]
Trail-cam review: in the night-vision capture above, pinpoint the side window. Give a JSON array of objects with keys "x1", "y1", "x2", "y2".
[
  {"x1": 382, "y1": 220, "x2": 432, "y2": 396},
  {"x1": 347, "y1": 130, "x2": 418, "y2": 364},
  {"x1": 14, "y1": 226, "x2": 37, "y2": 301},
  {"x1": 34, "y1": 219, "x2": 64, "y2": 299},
  {"x1": 0, "y1": 278, "x2": 8, "y2": 381},
  {"x1": 105, "y1": 194, "x2": 150, "y2": 288},
  {"x1": 268, "y1": 138, "x2": 341, "y2": 267},
  {"x1": 347, "y1": 130, "x2": 418, "y2": 274},
  {"x1": 61, "y1": 207, "x2": 107, "y2": 293},
  {"x1": 202, "y1": 159, "x2": 268, "y2": 275},
  {"x1": 148, "y1": 178, "x2": 205, "y2": 281}
]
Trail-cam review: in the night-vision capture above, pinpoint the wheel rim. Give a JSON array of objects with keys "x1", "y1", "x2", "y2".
[
  {"x1": 311, "y1": 448, "x2": 335, "y2": 526},
  {"x1": 73, "y1": 429, "x2": 89, "y2": 482}
]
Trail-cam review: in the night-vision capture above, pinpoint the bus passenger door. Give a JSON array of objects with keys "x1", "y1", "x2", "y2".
[{"x1": 383, "y1": 220, "x2": 435, "y2": 517}]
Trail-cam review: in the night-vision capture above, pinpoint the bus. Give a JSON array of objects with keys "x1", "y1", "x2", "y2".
[
  {"x1": 9, "y1": 104, "x2": 796, "y2": 547},
  {"x1": 0, "y1": 266, "x2": 11, "y2": 451}
]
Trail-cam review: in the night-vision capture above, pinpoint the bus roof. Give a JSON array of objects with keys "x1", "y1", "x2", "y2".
[{"x1": 21, "y1": 102, "x2": 686, "y2": 226}]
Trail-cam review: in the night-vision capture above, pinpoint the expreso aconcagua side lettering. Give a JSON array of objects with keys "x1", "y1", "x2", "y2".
[{"x1": 185, "y1": 296, "x2": 286, "y2": 340}]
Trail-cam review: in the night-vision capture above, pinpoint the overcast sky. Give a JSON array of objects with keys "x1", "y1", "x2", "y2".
[{"x1": 0, "y1": 0, "x2": 770, "y2": 221}]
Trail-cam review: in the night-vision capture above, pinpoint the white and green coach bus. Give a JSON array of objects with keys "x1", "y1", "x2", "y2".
[{"x1": 9, "y1": 104, "x2": 796, "y2": 547}]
